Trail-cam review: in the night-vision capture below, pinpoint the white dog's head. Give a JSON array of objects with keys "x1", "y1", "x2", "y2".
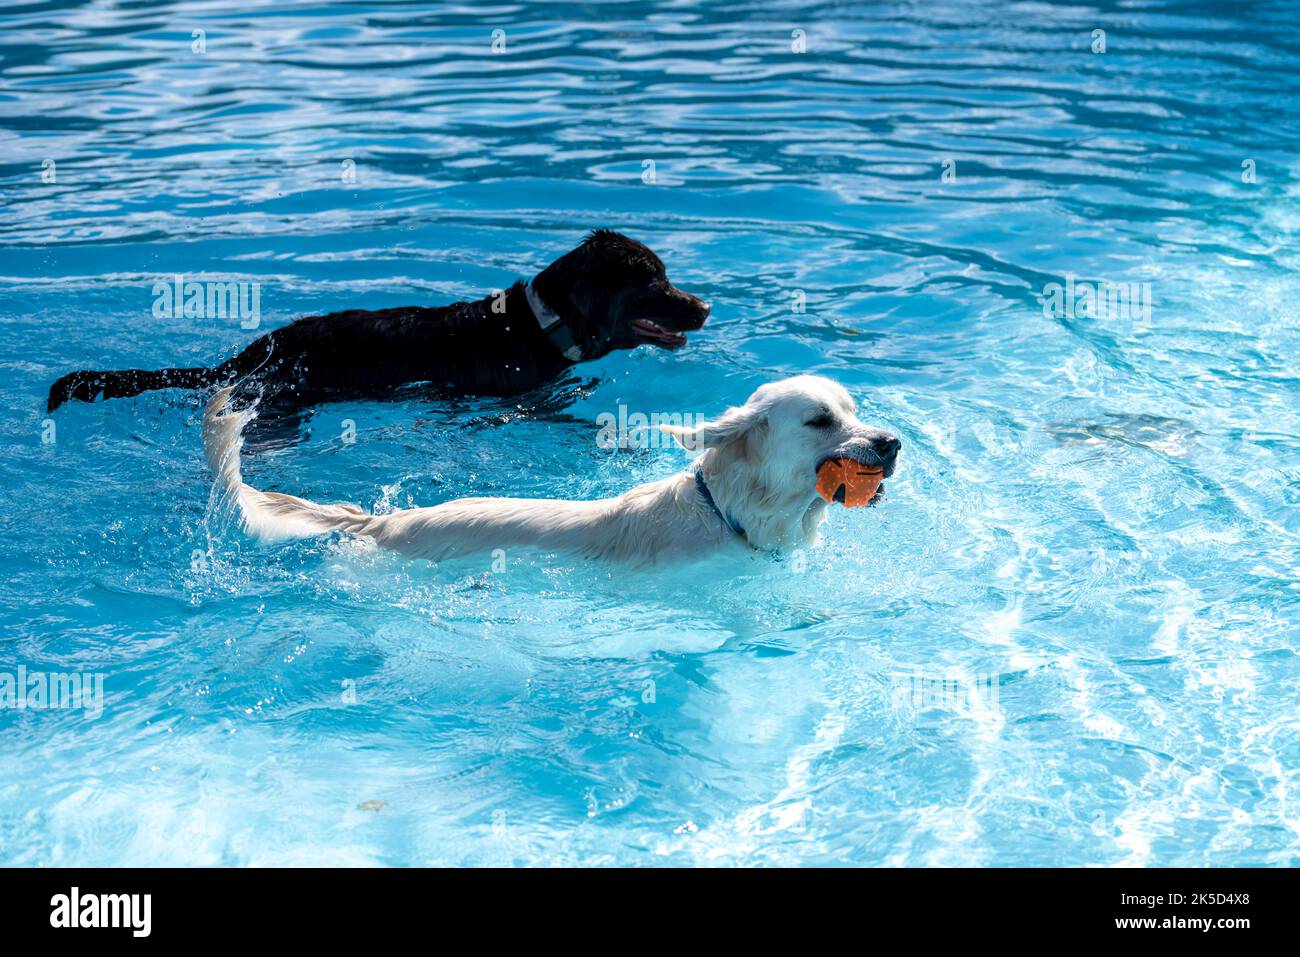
[{"x1": 662, "y1": 375, "x2": 901, "y2": 550}]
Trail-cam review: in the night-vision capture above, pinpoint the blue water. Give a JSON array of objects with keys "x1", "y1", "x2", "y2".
[{"x1": 2, "y1": 0, "x2": 1298, "y2": 867}]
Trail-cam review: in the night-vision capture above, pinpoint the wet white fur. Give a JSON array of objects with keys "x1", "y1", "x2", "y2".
[{"x1": 202, "y1": 375, "x2": 885, "y2": 567}]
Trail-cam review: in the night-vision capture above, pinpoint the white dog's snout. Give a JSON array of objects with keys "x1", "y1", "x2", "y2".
[
  {"x1": 836, "y1": 429, "x2": 902, "y2": 475},
  {"x1": 869, "y1": 431, "x2": 901, "y2": 458}
]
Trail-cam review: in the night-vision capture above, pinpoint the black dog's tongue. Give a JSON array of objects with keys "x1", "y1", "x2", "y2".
[{"x1": 629, "y1": 319, "x2": 687, "y2": 347}]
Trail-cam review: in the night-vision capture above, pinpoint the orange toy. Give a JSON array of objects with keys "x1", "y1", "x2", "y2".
[{"x1": 816, "y1": 457, "x2": 884, "y2": 507}]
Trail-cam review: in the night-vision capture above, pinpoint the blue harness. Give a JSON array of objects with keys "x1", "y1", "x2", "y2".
[{"x1": 694, "y1": 468, "x2": 747, "y2": 541}]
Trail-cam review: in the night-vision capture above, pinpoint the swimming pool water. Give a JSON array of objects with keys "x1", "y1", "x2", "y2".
[{"x1": 1, "y1": 0, "x2": 1298, "y2": 866}]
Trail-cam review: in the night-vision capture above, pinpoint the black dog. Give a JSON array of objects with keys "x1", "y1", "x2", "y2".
[{"x1": 46, "y1": 230, "x2": 709, "y2": 414}]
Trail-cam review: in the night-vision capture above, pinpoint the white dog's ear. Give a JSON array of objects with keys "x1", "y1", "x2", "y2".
[{"x1": 660, "y1": 403, "x2": 766, "y2": 453}]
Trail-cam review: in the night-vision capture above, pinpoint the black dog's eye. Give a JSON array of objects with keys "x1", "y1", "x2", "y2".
[{"x1": 806, "y1": 413, "x2": 834, "y2": 429}]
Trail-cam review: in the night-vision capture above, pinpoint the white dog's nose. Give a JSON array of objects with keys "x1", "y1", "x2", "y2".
[{"x1": 872, "y1": 434, "x2": 902, "y2": 459}]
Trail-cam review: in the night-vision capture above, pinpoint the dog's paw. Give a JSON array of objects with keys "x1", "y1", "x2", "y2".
[{"x1": 47, "y1": 370, "x2": 105, "y2": 411}]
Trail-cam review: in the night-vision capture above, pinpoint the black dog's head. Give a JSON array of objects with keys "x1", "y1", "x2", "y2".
[{"x1": 530, "y1": 230, "x2": 710, "y2": 361}]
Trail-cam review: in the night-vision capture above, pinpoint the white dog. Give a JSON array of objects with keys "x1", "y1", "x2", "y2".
[{"x1": 202, "y1": 376, "x2": 901, "y2": 567}]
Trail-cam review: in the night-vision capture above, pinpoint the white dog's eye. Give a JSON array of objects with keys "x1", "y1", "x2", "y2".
[{"x1": 805, "y1": 412, "x2": 834, "y2": 429}]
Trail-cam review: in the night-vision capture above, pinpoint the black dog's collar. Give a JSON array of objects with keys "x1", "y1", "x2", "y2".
[
  {"x1": 524, "y1": 279, "x2": 584, "y2": 363},
  {"x1": 695, "y1": 468, "x2": 750, "y2": 543}
]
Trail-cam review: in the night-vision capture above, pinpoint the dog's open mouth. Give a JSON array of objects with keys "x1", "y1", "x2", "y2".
[
  {"x1": 816, "y1": 455, "x2": 886, "y2": 508},
  {"x1": 629, "y1": 319, "x2": 689, "y2": 349}
]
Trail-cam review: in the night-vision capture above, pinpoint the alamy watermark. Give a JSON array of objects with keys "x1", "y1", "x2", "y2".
[
  {"x1": 1039, "y1": 275, "x2": 1151, "y2": 322},
  {"x1": 891, "y1": 669, "x2": 1000, "y2": 712},
  {"x1": 1, "y1": 665, "x2": 105, "y2": 719},
  {"x1": 153, "y1": 274, "x2": 261, "y2": 329},
  {"x1": 50, "y1": 887, "x2": 150, "y2": 937},
  {"x1": 596, "y1": 405, "x2": 705, "y2": 451}
]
